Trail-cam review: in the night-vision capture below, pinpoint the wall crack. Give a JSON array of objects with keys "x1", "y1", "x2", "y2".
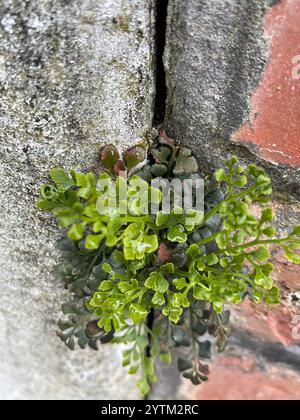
[{"x1": 153, "y1": 0, "x2": 169, "y2": 127}]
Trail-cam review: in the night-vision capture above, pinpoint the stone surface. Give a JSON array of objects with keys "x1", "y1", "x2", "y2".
[
  {"x1": 149, "y1": 358, "x2": 181, "y2": 401},
  {"x1": 165, "y1": 0, "x2": 300, "y2": 199},
  {"x1": 0, "y1": 0, "x2": 155, "y2": 400}
]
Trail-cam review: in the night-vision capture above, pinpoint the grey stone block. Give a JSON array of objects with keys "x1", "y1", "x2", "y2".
[
  {"x1": 0, "y1": 0, "x2": 155, "y2": 400},
  {"x1": 165, "y1": 0, "x2": 300, "y2": 198}
]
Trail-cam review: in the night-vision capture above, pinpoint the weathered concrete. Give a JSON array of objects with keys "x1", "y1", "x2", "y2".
[
  {"x1": 165, "y1": 0, "x2": 300, "y2": 199},
  {"x1": 0, "y1": 0, "x2": 155, "y2": 400}
]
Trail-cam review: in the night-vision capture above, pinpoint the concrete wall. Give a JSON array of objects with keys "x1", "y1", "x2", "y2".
[
  {"x1": 0, "y1": 0, "x2": 155, "y2": 400},
  {"x1": 0, "y1": 0, "x2": 299, "y2": 401}
]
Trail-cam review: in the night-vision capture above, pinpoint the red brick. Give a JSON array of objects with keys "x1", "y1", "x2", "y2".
[
  {"x1": 182, "y1": 355, "x2": 300, "y2": 400},
  {"x1": 232, "y1": 0, "x2": 300, "y2": 166}
]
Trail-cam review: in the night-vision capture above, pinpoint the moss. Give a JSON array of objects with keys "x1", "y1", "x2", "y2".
[{"x1": 113, "y1": 15, "x2": 131, "y2": 33}]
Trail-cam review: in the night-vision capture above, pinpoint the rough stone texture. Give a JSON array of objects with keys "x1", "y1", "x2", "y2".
[
  {"x1": 0, "y1": 0, "x2": 155, "y2": 400},
  {"x1": 149, "y1": 358, "x2": 181, "y2": 401},
  {"x1": 165, "y1": 0, "x2": 300, "y2": 199}
]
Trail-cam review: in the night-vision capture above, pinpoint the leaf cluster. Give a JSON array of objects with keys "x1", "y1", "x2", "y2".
[{"x1": 37, "y1": 132, "x2": 300, "y2": 395}]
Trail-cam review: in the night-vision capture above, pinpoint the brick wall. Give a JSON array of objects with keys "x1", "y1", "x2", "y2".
[
  {"x1": 1, "y1": 0, "x2": 299, "y2": 401},
  {"x1": 164, "y1": 0, "x2": 300, "y2": 400}
]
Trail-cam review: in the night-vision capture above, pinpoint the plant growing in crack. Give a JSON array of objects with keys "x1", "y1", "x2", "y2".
[{"x1": 37, "y1": 130, "x2": 300, "y2": 396}]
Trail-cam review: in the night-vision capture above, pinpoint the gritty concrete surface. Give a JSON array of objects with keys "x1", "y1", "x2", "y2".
[
  {"x1": 233, "y1": 0, "x2": 300, "y2": 167},
  {"x1": 165, "y1": 0, "x2": 300, "y2": 199},
  {"x1": 0, "y1": 0, "x2": 155, "y2": 400},
  {"x1": 149, "y1": 358, "x2": 181, "y2": 400}
]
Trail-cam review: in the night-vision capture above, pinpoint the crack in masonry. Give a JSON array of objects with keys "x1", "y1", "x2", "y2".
[
  {"x1": 144, "y1": 0, "x2": 169, "y2": 401},
  {"x1": 153, "y1": 0, "x2": 169, "y2": 127},
  {"x1": 146, "y1": 1, "x2": 300, "y2": 399},
  {"x1": 230, "y1": 331, "x2": 300, "y2": 372}
]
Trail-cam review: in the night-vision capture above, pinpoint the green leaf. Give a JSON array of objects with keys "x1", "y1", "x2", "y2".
[
  {"x1": 130, "y1": 303, "x2": 149, "y2": 324},
  {"x1": 145, "y1": 357, "x2": 157, "y2": 384},
  {"x1": 156, "y1": 211, "x2": 171, "y2": 227},
  {"x1": 171, "y1": 293, "x2": 189, "y2": 308},
  {"x1": 193, "y1": 286, "x2": 210, "y2": 301},
  {"x1": 144, "y1": 272, "x2": 157, "y2": 290},
  {"x1": 124, "y1": 232, "x2": 158, "y2": 261},
  {"x1": 284, "y1": 249, "x2": 300, "y2": 264},
  {"x1": 196, "y1": 259, "x2": 206, "y2": 272},
  {"x1": 234, "y1": 176, "x2": 248, "y2": 187},
  {"x1": 118, "y1": 282, "x2": 132, "y2": 293},
  {"x1": 50, "y1": 168, "x2": 74, "y2": 192},
  {"x1": 187, "y1": 244, "x2": 201, "y2": 258},
  {"x1": 220, "y1": 257, "x2": 230, "y2": 268},
  {"x1": 173, "y1": 278, "x2": 187, "y2": 291},
  {"x1": 145, "y1": 272, "x2": 169, "y2": 293},
  {"x1": 213, "y1": 300, "x2": 224, "y2": 314},
  {"x1": 230, "y1": 294, "x2": 243, "y2": 304},
  {"x1": 143, "y1": 235, "x2": 159, "y2": 254},
  {"x1": 39, "y1": 184, "x2": 58, "y2": 201},
  {"x1": 206, "y1": 253, "x2": 219, "y2": 266},
  {"x1": 136, "y1": 335, "x2": 148, "y2": 349},
  {"x1": 85, "y1": 235, "x2": 103, "y2": 250},
  {"x1": 152, "y1": 292, "x2": 165, "y2": 306},
  {"x1": 292, "y1": 225, "x2": 300, "y2": 236},
  {"x1": 262, "y1": 226, "x2": 276, "y2": 237},
  {"x1": 68, "y1": 223, "x2": 85, "y2": 241},
  {"x1": 261, "y1": 208, "x2": 274, "y2": 223},
  {"x1": 162, "y1": 306, "x2": 183, "y2": 324},
  {"x1": 250, "y1": 246, "x2": 270, "y2": 262},
  {"x1": 265, "y1": 287, "x2": 280, "y2": 305},
  {"x1": 137, "y1": 376, "x2": 150, "y2": 396},
  {"x1": 215, "y1": 169, "x2": 227, "y2": 182},
  {"x1": 257, "y1": 174, "x2": 271, "y2": 185},
  {"x1": 162, "y1": 263, "x2": 175, "y2": 274},
  {"x1": 253, "y1": 289, "x2": 263, "y2": 304},
  {"x1": 216, "y1": 232, "x2": 227, "y2": 250},
  {"x1": 226, "y1": 156, "x2": 239, "y2": 167},
  {"x1": 255, "y1": 272, "x2": 273, "y2": 290},
  {"x1": 128, "y1": 365, "x2": 139, "y2": 375},
  {"x1": 75, "y1": 173, "x2": 95, "y2": 199},
  {"x1": 167, "y1": 224, "x2": 187, "y2": 243},
  {"x1": 99, "y1": 280, "x2": 114, "y2": 291}
]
